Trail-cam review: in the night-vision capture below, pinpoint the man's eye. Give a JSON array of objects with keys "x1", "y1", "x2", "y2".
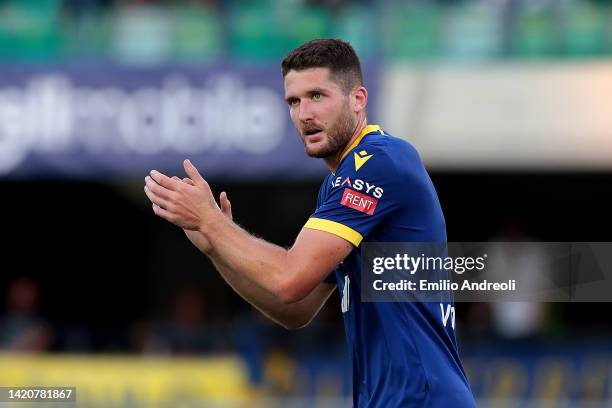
[
  {"x1": 313, "y1": 93, "x2": 322, "y2": 101},
  {"x1": 289, "y1": 99, "x2": 299, "y2": 106}
]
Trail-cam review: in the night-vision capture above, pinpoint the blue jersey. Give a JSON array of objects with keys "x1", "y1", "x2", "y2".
[{"x1": 304, "y1": 125, "x2": 476, "y2": 408}]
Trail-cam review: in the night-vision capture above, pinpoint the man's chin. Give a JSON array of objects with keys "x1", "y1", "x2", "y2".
[
  {"x1": 302, "y1": 135, "x2": 348, "y2": 159},
  {"x1": 305, "y1": 144, "x2": 334, "y2": 159},
  {"x1": 307, "y1": 151, "x2": 329, "y2": 159}
]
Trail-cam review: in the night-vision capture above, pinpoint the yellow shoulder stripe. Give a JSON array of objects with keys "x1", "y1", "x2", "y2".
[
  {"x1": 339, "y1": 124, "x2": 382, "y2": 162},
  {"x1": 304, "y1": 218, "x2": 363, "y2": 247}
]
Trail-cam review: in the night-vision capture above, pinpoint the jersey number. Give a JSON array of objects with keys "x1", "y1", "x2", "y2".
[{"x1": 341, "y1": 275, "x2": 350, "y2": 313}]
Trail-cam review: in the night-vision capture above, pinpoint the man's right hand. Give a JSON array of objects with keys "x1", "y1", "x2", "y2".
[{"x1": 172, "y1": 176, "x2": 232, "y2": 254}]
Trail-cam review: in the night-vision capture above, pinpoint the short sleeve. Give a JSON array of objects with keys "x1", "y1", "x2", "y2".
[{"x1": 304, "y1": 149, "x2": 399, "y2": 247}]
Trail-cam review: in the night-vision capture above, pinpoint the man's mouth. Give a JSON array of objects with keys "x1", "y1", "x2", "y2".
[{"x1": 303, "y1": 128, "x2": 323, "y2": 138}]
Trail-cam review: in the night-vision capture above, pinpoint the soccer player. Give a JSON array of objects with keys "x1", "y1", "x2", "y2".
[{"x1": 144, "y1": 39, "x2": 476, "y2": 407}]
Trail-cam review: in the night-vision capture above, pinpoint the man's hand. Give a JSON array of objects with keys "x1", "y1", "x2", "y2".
[
  {"x1": 178, "y1": 177, "x2": 233, "y2": 254},
  {"x1": 144, "y1": 160, "x2": 220, "y2": 231}
]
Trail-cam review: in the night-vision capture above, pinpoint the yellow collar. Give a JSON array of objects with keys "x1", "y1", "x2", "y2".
[{"x1": 339, "y1": 124, "x2": 382, "y2": 162}]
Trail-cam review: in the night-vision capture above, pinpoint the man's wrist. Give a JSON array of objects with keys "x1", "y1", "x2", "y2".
[{"x1": 198, "y1": 210, "x2": 225, "y2": 238}]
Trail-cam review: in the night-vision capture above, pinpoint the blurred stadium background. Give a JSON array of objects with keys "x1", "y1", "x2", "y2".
[{"x1": 1, "y1": 0, "x2": 611, "y2": 407}]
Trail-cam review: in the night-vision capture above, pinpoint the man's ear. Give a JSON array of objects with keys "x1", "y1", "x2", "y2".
[{"x1": 351, "y1": 86, "x2": 368, "y2": 113}]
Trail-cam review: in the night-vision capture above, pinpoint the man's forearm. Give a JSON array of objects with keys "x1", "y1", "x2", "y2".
[
  {"x1": 185, "y1": 228, "x2": 333, "y2": 329},
  {"x1": 209, "y1": 254, "x2": 334, "y2": 329},
  {"x1": 201, "y1": 212, "x2": 305, "y2": 303}
]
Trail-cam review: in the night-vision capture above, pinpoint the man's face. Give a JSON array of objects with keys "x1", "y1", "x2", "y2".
[{"x1": 284, "y1": 68, "x2": 356, "y2": 158}]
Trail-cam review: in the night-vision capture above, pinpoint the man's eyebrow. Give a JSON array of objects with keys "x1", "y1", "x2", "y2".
[
  {"x1": 290, "y1": 87, "x2": 327, "y2": 97},
  {"x1": 285, "y1": 87, "x2": 330, "y2": 103},
  {"x1": 308, "y1": 87, "x2": 327, "y2": 94}
]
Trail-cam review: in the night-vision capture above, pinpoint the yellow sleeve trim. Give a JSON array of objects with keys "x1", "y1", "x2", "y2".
[{"x1": 304, "y1": 218, "x2": 363, "y2": 247}]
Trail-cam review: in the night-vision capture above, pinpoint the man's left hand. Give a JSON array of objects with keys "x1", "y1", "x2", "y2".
[{"x1": 144, "y1": 159, "x2": 219, "y2": 231}]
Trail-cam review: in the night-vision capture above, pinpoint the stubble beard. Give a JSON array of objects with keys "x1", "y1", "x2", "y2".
[{"x1": 303, "y1": 104, "x2": 356, "y2": 159}]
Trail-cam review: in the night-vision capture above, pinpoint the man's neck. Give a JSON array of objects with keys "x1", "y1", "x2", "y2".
[{"x1": 324, "y1": 115, "x2": 368, "y2": 173}]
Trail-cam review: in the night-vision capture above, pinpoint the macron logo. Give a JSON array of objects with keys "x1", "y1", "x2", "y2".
[{"x1": 354, "y1": 150, "x2": 373, "y2": 172}]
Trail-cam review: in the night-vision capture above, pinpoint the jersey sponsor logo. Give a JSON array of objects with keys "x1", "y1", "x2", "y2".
[
  {"x1": 341, "y1": 188, "x2": 378, "y2": 215},
  {"x1": 354, "y1": 150, "x2": 373, "y2": 171},
  {"x1": 332, "y1": 176, "x2": 384, "y2": 199}
]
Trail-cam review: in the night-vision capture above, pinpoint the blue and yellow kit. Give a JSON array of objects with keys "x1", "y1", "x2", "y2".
[{"x1": 304, "y1": 125, "x2": 476, "y2": 408}]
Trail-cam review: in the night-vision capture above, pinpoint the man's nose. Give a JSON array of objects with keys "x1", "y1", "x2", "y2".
[{"x1": 297, "y1": 100, "x2": 314, "y2": 122}]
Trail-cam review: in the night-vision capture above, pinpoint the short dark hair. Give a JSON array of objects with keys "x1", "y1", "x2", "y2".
[{"x1": 281, "y1": 38, "x2": 364, "y2": 94}]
